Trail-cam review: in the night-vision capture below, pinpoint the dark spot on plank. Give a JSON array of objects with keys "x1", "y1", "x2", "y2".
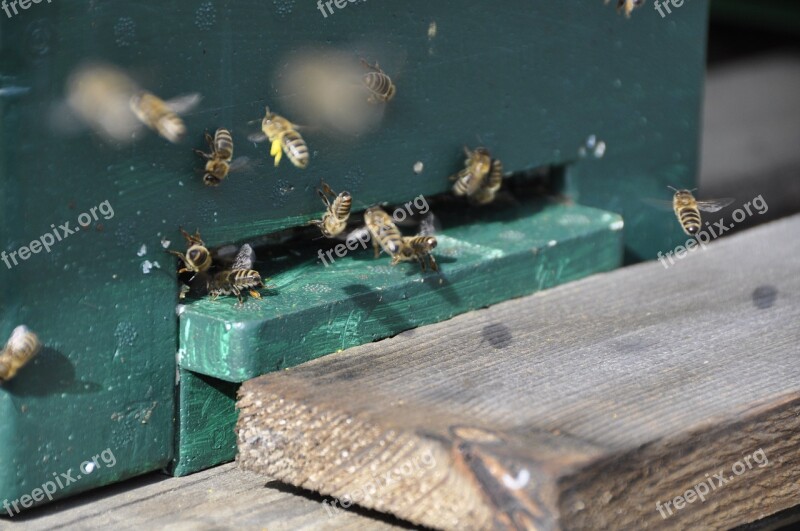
[
  {"x1": 752, "y1": 285, "x2": 778, "y2": 309},
  {"x1": 482, "y1": 323, "x2": 513, "y2": 350}
]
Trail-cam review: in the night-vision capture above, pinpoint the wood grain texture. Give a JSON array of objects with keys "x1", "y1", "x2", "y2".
[
  {"x1": 2, "y1": 463, "x2": 408, "y2": 531},
  {"x1": 237, "y1": 214, "x2": 800, "y2": 530}
]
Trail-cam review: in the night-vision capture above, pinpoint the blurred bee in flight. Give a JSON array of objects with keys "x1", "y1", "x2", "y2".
[
  {"x1": 0, "y1": 326, "x2": 41, "y2": 383},
  {"x1": 360, "y1": 59, "x2": 396, "y2": 104},
  {"x1": 207, "y1": 243, "x2": 266, "y2": 305},
  {"x1": 129, "y1": 91, "x2": 201, "y2": 143},
  {"x1": 249, "y1": 107, "x2": 309, "y2": 169},
  {"x1": 194, "y1": 128, "x2": 251, "y2": 186},
  {"x1": 605, "y1": 0, "x2": 644, "y2": 17},
  {"x1": 450, "y1": 146, "x2": 504, "y2": 205},
  {"x1": 309, "y1": 181, "x2": 352, "y2": 238},
  {"x1": 646, "y1": 188, "x2": 734, "y2": 236}
]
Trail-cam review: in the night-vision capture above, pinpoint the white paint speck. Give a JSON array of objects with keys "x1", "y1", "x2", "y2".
[
  {"x1": 547, "y1": 240, "x2": 557, "y2": 247},
  {"x1": 141, "y1": 260, "x2": 158, "y2": 274},
  {"x1": 427, "y1": 21, "x2": 437, "y2": 39},
  {"x1": 161, "y1": 239, "x2": 171, "y2": 249},
  {"x1": 83, "y1": 462, "x2": 96, "y2": 474},
  {"x1": 502, "y1": 469, "x2": 530, "y2": 490},
  {"x1": 594, "y1": 141, "x2": 607, "y2": 158},
  {"x1": 586, "y1": 135, "x2": 597, "y2": 149},
  {"x1": 610, "y1": 220, "x2": 624, "y2": 230},
  {"x1": 137, "y1": 244, "x2": 147, "y2": 257},
  {"x1": 413, "y1": 161, "x2": 424, "y2": 174}
]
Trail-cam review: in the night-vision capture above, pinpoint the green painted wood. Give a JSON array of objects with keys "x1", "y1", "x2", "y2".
[
  {"x1": 173, "y1": 202, "x2": 624, "y2": 474},
  {"x1": 179, "y1": 202, "x2": 624, "y2": 383},
  {"x1": 171, "y1": 369, "x2": 238, "y2": 477},
  {"x1": 0, "y1": 0, "x2": 707, "y2": 500}
]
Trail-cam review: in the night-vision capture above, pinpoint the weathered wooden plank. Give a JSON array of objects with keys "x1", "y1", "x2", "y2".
[
  {"x1": 237, "y1": 214, "x2": 800, "y2": 530},
  {"x1": 3, "y1": 463, "x2": 407, "y2": 530}
]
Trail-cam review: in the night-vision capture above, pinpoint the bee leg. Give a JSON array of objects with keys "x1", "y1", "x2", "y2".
[
  {"x1": 204, "y1": 131, "x2": 215, "y2": 149},
  {"x1": 429, "y1": 255, "x2": 439, "y2": 272},
  {"x1": 270, "y1": 136, "x2": 284, "y2": 167},
  {"x1": 372, "y1": 239, "x2": 381, "y2": 259},
  {"x1": 193, "y1": 148, "x2": 211, "y2": 160}
]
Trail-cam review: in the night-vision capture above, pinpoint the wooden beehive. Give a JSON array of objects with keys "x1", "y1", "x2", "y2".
[{"x1": 0, "y1": 0, "x2": 707, "y2": 508}]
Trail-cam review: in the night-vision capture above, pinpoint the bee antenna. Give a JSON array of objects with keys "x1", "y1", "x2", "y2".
[
  {"x1": 666, "y1": 185, "x2": 679, "y2": 193},
  {"x1": 689, "y1": 187, "x2": 698, "y2": 193}
]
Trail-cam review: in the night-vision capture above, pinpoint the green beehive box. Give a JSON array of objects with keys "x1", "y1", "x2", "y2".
[{"x1": 1, "y1": 0, "x2": 708, "y2": 508}]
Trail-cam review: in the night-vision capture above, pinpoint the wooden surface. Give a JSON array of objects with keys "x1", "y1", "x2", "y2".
[
  {"x1": 237, "y1": 213, "x2": 800, "y2": 530},
  {"x1": 1, "y1": 463, "x2": 408, "y2": 531}
]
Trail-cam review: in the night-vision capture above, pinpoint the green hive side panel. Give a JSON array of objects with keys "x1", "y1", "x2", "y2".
[{"x1": 0, "y1": 0, "x2": 707, "y2": 496}]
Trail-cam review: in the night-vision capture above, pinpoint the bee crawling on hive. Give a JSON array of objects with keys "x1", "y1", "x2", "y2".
[
  {"x1": 129, "y1": 91, "x2": 202, "y2": 143},
  {"x1": 248, "y1": 107, "x2": 309, "y2": 169},
  {"x1": 168, "y1": 227, "x2": 212, "y2": 277},
  {"x1": 605, "y1": 0, "x2": 644, "y2": 17},
  {"x1": 450, "y1": 146, "x2": 504, "y2": 205},
  {"x1": 207, "y1": 243, "x2": 267, "y2": 305},
  {"x1": 364, "y1": 207, "x2": 439, "y2": 272},
  {"x1": 194, "y1": 128, "x2": 251, "y2": 187},
  {"x1": 0, "y1": 326, "x2": 41, "y2": 383},
  {"x1": 309, "y1": 181, "x2": 352, "y2": 238},
  {"x1": 359, "y1": 58, "x2": 396, "y2": 104}
]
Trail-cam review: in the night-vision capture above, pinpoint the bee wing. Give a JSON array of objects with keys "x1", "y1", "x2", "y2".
[
  {"x1": 227, "y1": 157, "x2": 252, "y2": 172},
  {"x1": 641, "y1": 198, "x2": 674, "y2": 211},
  {"x1": 696, "y1": 198, "x2": 735, "y2": 213},
  {"x1": 232, "y1": 244, "x2": 256, "y2": 270},
  {"x1": 419, "y1": 212, "x2": 440, "y2": 236},
  {"x1": 248, "y1": 132, "x2": 267, "y2": 144},
  {"x1": 344, "y1": 226, "x2": 370, "y2": 243},
  {"x1": 165, "y1": 93, "x2": 202, "y2": 115}
]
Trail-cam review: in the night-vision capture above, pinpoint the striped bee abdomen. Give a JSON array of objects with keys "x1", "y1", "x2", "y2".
[
  {"x1": 282, "y1": 131, "x2": 309, "y2": 169},
  {"x1": 677, "y1": 207, "x2": 702, "y2": 235}
]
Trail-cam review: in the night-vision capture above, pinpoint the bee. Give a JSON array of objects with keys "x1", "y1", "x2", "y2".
[
  {"x1": 309, "y1": 181, "x2": 352, "y2": 238},
  {"x1": 670, "y1": 188, "x2": 734, "y2": 236},
  {"x1": 169, "y1": 227, "x2": 212, "y2": 276},
  {"x1": 0, "y1": 326, "x2": 42, "y2": 382},
  {"x1": 605, "y1": 0, "x2": 644, "y2": 17},
  {"x1": 360, "y1": 59, "x2": 396, "y2": 104},
  {"x1": 129, "y1": 91, "x2": 201, "y2": 143},
  {"x1": 194, "y1": 128, "x2": 250, "y2": 186},
  {"x1": 396, "y1": 235, "x2": 439, "y2": 272},
  {"x1": 364, "y1": 207, "x2": 403, "y2": 258},
  {"x1": 451, "y1": 147, "x2": 504, "y2": 205},
  {"x1": 207, "y1": 244, "x2": 265, "y2": 304},
  {"x1": 250, "y1": 107, "x2": 309, "y2": 169}
]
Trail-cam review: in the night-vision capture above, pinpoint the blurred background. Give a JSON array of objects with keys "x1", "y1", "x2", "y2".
[{"x1": 701, "y1": 0, "x2": 800, "y2": 235}]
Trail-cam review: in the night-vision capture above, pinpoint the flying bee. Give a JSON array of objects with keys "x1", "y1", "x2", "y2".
[
  {"x1": 129, "y1": 91, "x2": 201, "y2": 143},
  {"x1": 360, "y1": 59, "x2": 396, "y2": 104},
  {"x1": 364, "y1": 207, "x2": 404, "y2": 258},
  {"x1": 605, "y1": 0, "x2": 644, "y2": 17},
  {"x1": 0, "y1": 325, "x2": 41, "y2": 382},
  {"x1": 451, "y1": 146, "x2": 504, "y2": 205},
  {"x1": 396, "y1": 235, "x2": 439, "y2": 272},
  {"x1": 194, "y1": 128, "x2": 251, "y2": 186},
  {"x1": 207, "y1": 244, "x2": 264, "y2": 304},
  {"x1": 249, "y1": 107, "x2": 309, "y2": 169},
  {"x1": 168, "y1": 227, "x2": 212, "y2": 276},
  {"x1": 670, "y1": 188, "x2": 734, "y2": 236},
  {"x1": 309, "y1": 181, "x2": 352, "y2": 238}
]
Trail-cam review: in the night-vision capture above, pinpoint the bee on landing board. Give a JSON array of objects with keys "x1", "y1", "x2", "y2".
[
  {"x1": 309, "y1": 181, "x2": 352, "y2": 238},
  {"x1": 194, "y1": 129, "x2": 251, "y2": 187},
  {"x1": 0, "y1": 326, "x2": 41, "y2": 382},
  {"x1": 451, "y1": 146, "x2": 504, "y2": 205},
  {"x1": 169, "y1": 227, "x2": 213, "y2": 276},
  {"x1": 207, "y1": 244, "x2": 265, "y2": 305},
  {"x1": 605, "y1": 0, "x2": 644, "y2": 17},
  {"x1": 396, "y1": 235, "x2": 439, "y2": 272},
  {"x1": 129, "y1": 91, "x2": 201, "y2": 143},
  {"x1": 249, "y1": 107, "x2": 309, "y2": 169},
  {"x1": 360, "y1": 59, "x2": 396, "y2": 104},
  {"x1": 364, "y1": 207, "x2": 404, "y2": 259}
]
